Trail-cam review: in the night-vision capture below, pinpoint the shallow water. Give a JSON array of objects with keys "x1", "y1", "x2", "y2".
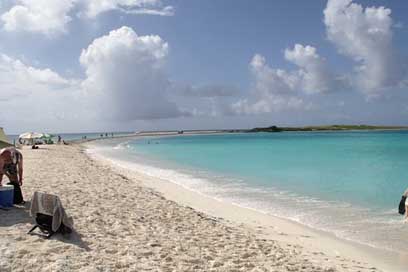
[{"x1": 88, "y1": 131, "x2": 408, "y2": 253}]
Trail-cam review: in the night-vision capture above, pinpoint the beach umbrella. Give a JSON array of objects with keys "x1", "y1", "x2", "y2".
[
  {"x1": 0, "y1": 127, "x2": 12, "y2": 149},
  {"x1": 40, "y1": 133, "x2": 54, "y2": 139},
  {"x1": 19, "y1": 132, "x2": 43, "y2": 145},
  {"x1": 40, "y1": 133, "x2": 55, "y2": 144},
  {"x1": 19, "y1": 132, "x2": 43, "y2": 140}
]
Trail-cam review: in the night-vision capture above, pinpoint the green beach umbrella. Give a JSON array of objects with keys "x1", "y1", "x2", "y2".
[
  {"x1": 40, "y1": 133, "x2": 55, "y2": 144},
  {"x1": 40, "y1": 133, "x2": 54, "y2": 139}
]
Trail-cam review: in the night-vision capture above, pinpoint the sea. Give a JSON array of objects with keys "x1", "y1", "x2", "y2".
[{"x1": 87, "y1": 131, "x2": 408, "y2": 253}]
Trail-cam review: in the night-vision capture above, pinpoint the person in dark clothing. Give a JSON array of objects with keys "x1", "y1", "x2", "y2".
[
  {"x1": 0, "y1": 147, "x2": 24, "y2": 204},
  {"x1": 403, "y1": 189, "x2": 408, "y2": 222},
  {"x1": 398, "y1": 189, "x2": 408, "y2": 221}
]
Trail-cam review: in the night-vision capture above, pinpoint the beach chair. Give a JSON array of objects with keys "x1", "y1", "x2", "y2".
[{"x1": 28, "y1": 192, "x2": 73, "y2": 238}]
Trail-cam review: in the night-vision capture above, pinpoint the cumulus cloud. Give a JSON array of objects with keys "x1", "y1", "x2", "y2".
[
  {"x1": 0, "y1": 24, "x2": 192, "y2": 131},
  {"x1": 82, "y1": 0, "x2": 174, "y2": 18},
  {"x1": 250, "y1": 54, "x2": 298, "y2": 95},
  {"x1": 80, "y1": 26, "x2": 186, "y2": 120},
  {"x1": 284, "y1": 44, "x2": 345, "y2": 94},
  {"x1": 0, "y1": 26, "x2": 190, "y2": 127},
  {"x1": 231, "y1": 54, "x2": 310, "y2": 115},
  {"x1": 0, "y1": 54, "x2": 73, "y2": 99},
  {"x1": 230, "y1": 44, "x2": 346, "y2": 115},
  {"x1": 0, "y1": 53, "x2": 86, "y2": 132},
  {"x1": 324, "y1": 0, "x2": 406, "y2": 93},
  {"x1": 1, "y1": 0, "x2": 75, "y2": 35},
  {"x1": 231, "y1": 0, "x2": 408, "y2": 116},
  {"x1": 1, "y1": 0, "x2": 174, "y2": 35}
]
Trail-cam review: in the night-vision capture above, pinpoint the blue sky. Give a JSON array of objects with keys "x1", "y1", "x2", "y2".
[{"x1": 0, "y1": 0, "x2": 407, "y2": 133}]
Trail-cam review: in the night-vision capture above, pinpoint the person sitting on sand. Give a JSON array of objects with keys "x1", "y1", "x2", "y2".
[{"x1": 0, "y1": 147, "x2": 24, "y2": 204}]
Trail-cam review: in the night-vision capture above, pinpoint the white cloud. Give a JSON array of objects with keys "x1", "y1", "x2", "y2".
[
  {"x1": 81, "y1": 0, "x2": 174, "y2": 18},
  {"x1": 0, "y1": 54, "x2": 72, "y2": 98},
  {"x1": 231, "y1": 0, "x2": 407, "y2": 115},
  {"x1": 80, "y1": 26, "x2": 186, "y2": 120},
  {"x1": 250, "y1": 54, "x2": 298, "y2": 95},
  {"x1": 285, "y1": 44, "x2": 343, "y2": 94},
  {"x1": 324, "y1": 0, "x2": 406, "y2": 93},
  {"x1": 231, "y1": 54, "x2": 310, "y2": 115},
  {"x1": 0, "y1": 26, "x2": 190, "y2": 129},
  {"x1": 0, "y1": 25, "x2": 193, "y2": 131},
  {"x1": 0, "y1": 53, "x2": 87, "y2": 132},
  {"x1": 1, "y1": 0, "x2": 75, "y2": 35},
  {"x1": 1, "y1": 0, "x2": 174, "y2": 35},
  {"x1": 231, "y1": 44, "x2": 346, "y2": 115}
]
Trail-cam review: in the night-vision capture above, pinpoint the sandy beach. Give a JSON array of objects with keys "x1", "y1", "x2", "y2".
[{"x1": 0, "y1": 143, "x2": 404, "y2": 271}]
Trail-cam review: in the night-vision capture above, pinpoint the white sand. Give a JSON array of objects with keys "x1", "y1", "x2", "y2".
[{"x1": 0, "y1": 144, "x2": 405, "y2": 271}]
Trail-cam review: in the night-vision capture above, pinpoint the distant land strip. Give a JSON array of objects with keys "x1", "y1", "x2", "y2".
[
  {"x1": 134, "y1": 125, "x2": 408, "y2": 135},
  {"x1": 246, "y1": 125, "x2": 408, "y2": 133}
]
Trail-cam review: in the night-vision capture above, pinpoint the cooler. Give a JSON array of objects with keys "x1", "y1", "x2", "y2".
[{"x1": 0, "y1": 185, "x2": 14, "y2": 207}]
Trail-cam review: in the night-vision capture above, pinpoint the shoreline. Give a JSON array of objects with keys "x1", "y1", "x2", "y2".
[
  {"x1": 84, "y1": 140, "x2": 408, "y2": 272},
  {"x1": 66, "y1": 127, "x2": 408, "y2": 145},
  {"x1": 0, "y1": 142, "x2": 405, "y2": 271}
]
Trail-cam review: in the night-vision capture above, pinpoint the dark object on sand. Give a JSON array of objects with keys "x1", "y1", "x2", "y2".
[
  {"x1": 28, "y1": 192, "x2": 74, "y2": 239},
  {"x1": 398, "y1": 196, "x2": 406, "y2": 215},
  {"x1": 7, "y1": 181, "x2": 24, "y2": 204},
  {"x1": 28, "y1": 213, "x2": 72, "y2": 238}
]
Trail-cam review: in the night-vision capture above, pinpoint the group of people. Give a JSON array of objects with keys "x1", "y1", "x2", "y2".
[
  {"x1": 0, "y1": 147, "x2": 24, "y2": 204},
  {"x1": 100, "y1": 133, "x2": 114, "y2": 138}
]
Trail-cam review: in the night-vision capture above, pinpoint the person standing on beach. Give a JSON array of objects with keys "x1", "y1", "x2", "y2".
[
  {"x1": 0, "y1": 147, "x2": 24, "y2": 204},
  {"x1": 404, "y1": 189, "x2": 408, "y2": 221}
]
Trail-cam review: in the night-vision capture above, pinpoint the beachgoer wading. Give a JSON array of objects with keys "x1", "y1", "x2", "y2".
[
  {"x1": 404, "y1": 189, "x2": 408, "y2": 222},
  {"x1": 0, "y1": 147, "x2": 24, "y2": 204}
]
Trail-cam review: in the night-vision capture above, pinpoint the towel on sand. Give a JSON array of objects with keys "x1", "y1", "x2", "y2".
[{"x1": 30, "y1": 191, "x2": 73, "y2": 232}]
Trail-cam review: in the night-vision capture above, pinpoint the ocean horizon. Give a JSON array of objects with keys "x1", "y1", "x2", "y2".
[{"x1": 87, "y1": 131, "x2": 408, "y2": 254}]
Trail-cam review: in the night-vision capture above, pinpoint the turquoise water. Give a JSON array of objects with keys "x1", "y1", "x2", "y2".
[{"x1": 88, "y1": 131, "x2": 408, "y2": 252}]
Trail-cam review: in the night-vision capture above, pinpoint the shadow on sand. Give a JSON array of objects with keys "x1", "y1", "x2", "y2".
[
  {"x1": 0, "y1": 201, "x2": 32, "y2": 226},
  {"x1": 57, "y1": 230, "x2": 92, "y2": 251},
  {"x1": 0, "y1": 201, "x2": 91, "y2": 251}
]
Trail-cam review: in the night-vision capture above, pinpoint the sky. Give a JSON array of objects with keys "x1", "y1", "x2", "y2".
[{"x1": 0, "y1": 0, "x2": 407, "y2": 134}]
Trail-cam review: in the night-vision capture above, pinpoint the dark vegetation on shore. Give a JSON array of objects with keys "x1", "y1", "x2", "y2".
[
  {"x1": 246, "y1": 125, "x2": 408, "y2": 133},
  {"x1": 120, "y1": 125, "x2": 408, "y2": 136}
]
